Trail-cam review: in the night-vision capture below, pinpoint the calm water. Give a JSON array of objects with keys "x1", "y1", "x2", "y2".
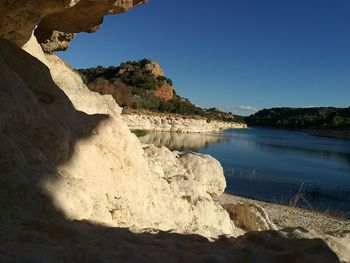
[{"x1": 139, "y1": 128, "x2": 350, "y2": 216}]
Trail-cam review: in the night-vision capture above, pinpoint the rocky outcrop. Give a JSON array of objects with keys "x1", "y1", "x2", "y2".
[
  {"x1": 143, "y1": 145, "x2": 227, "y2": 198},
  {"x1": 144, "y1": 60, "x2": 164, "y2": 77},
  {"x1": 0, "y1": 0, "x2": 146, "y2": 47},
  {"x1": 123, "y1": 113, "x2": 247, "y2": 132},
  {"x1": 154, "y1": 82, "x2": 174, "y2": 101},
  {"x1": 39, "y1": 31, "x2": 76, "y2": 53},
  {"x1": 6, "y1": 35, "x2": 236, "y2": 239}
]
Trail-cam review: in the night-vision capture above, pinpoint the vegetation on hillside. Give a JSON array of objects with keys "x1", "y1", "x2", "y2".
[
  {"x1": 78, "y1": 59, "x2": 245, "y2": 123},
  {"x1": 245, "y1": 107, "x2": 350, "y2": 129}
]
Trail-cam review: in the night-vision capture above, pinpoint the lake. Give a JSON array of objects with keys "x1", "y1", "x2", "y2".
[{"x1": 138, "y1": 128, "x2": 350, "y2": 217}]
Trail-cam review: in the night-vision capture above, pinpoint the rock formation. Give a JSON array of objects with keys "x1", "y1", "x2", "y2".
[
  {"x1": 0, "y1": 0, "x2": 237, "y2": 239},
  {"x1": 154, "y1": 82, "x2": 174, "y2": 101},
  {"x1": 123, "y1": 113, "x2": 247, "y2": 132},
  {"x1": 144, "y1": 60, "x2": 164, "y2": 77},
  {"x1": 0, "y1": 1, "x2": 349, "y2": 262}
]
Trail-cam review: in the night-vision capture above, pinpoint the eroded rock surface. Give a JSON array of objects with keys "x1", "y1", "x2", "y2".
[
  {"x1": 154, "y1": 82, "x2": 174, "y2": 101},
  {"x1": 0, "y1": 0, "x2": 146, "y2": 47},
  {"x1": 143, "y1": 145, "x2": 227, "y2": 198},
  {"x1": 7, "y1": 35, "x2": 236, "y2": 239},
  {"x1": 123, "y1": 113, "x2": 247, "y2": 132}
]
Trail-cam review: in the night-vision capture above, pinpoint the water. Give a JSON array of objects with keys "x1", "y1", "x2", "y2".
[{"x1": 139, "y1": 128, "x2": 350, "y2": 216}]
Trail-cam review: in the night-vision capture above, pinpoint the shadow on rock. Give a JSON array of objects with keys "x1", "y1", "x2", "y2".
[
  {"x1": 0, "y1": 38, "x2": 342, "y2": 262},
  {"x1": 0, "y1": 37, "x2": 109, "y2": 236},
  {"x1": 0, "y1": 221, "x2": 341, "y2": 262}
]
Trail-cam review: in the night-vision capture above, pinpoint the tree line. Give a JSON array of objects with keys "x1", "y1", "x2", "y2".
[{"x1": 245, "y1": 107, "x2": 350, "y2": 129}]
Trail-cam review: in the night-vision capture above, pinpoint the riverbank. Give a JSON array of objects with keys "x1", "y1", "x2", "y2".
[
  {"x1": 122, "y1": 111, "x2": 247, "y2": 133},
  {"x1": 248, "y1": 125, "x2": 350, "y2": 141},
  {"x1": 218, "y1": 193, "x2": 350, "y2": 235}
]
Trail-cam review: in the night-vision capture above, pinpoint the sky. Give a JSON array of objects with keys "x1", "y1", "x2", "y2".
[{"x1": 59, "y1": 0, "x2": 350, "y2": 116}]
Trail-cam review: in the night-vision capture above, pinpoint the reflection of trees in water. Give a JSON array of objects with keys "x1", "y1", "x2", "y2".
[
  {"x1": 139, "y1": 132, "x2": 224, "y2": 151},
  {"x1": 252, "y1": 139, "x2": 350, "y2": 167}
]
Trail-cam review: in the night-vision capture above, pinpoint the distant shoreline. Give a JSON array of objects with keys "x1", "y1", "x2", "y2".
[
  {"x1": 247, "y1": 125, "x2": 350, "y2": 140},
  {"x1": 122, "y1": 110, "x2": 247, "y2": 133}
]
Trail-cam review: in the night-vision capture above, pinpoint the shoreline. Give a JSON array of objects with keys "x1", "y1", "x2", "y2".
[
  {"x1": 218, "y1": 193, "x2": 350, "y2": 234},
  {"x1": 247, "y1": 125, "x2": 350, "y2": 141},
  {"x1": 122, "y1": 112, "x2": 247, "y2": 133}
]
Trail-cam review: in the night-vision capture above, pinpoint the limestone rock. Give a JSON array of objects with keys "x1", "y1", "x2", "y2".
[
  {"x1": 179, "y1": 152, "x2": 226, "y2": 198},
  {"x1": 0, "y1": 0, "x2": 146, "y2": 47},
  {"x1": 222, "y1": 202, "x2": 278, "y2": 231},
  {"x1": 0, "y1": 0, "x2": 74, "y2": 46},
  {"x1": 143, "y1": 145, "x2": 226, "y2": 198},
  {"x1": 123, "y1": 113, "x2": 247, "y2": 133},
  {"x1": 1, "y1": 35, "x2": 238, "y2": 240},
  {"x1": 39, "y1": 31, "x2": 76, "y2": 53}
]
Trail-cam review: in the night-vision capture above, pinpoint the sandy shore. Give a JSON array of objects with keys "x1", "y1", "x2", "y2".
[{"x1": 218, "y1": 193, "x2": 350, "y2": 235}]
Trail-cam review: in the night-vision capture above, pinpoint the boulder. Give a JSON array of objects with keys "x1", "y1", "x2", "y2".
[{"x1": 222, "y1": 202, "x2": 277, "y2": 231}]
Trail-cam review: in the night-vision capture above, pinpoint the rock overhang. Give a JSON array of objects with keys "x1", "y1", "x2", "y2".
[{"x1": 0, "y1": 0, "x2": 147, "y2": 49}]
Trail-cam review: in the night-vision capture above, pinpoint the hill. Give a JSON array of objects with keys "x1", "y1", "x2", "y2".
[
  {"x1": 78, "y1": 59, "x2": 245, "y2": 123},
  {"x1": 246, "y1": 107, "x2": 350, "y2": 130}
]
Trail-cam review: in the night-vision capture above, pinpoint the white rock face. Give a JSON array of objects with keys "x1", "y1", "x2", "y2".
[
  {"x1": 123, "y1": 114, "x2": 247, "y2": 133},
  {"x1": 143, "y1": 145, "x2": 226, "y2": 198},
  {"x1": 1, "y1": 35, "x2": 238, "y2": 239}
]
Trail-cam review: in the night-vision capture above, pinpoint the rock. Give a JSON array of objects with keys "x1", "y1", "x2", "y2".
[
  {"x1": 179, "y1": 152, "x2": 226, "y2": 198},
  {"x1": 0, "y1": 0, "x2": 146, "y2": 47},
  {"x1": 123, "y1": 113, "x2": 247, "y2": 133},
  {"x1": 1, "y1": 34, "x2": 238, "y2": 240},
  {"x1": 143, "y1": 145, "x2": 226, "y2": 198},
  {"x1": 222, "y1": 202, "x2": 278, "y2": 231},
  {"x1": 39, "y1": 31, "x2": 76, "y2": 53},
  {"x1": 154, "y1": 82, "x2": 174, "y2": 101},
  {"x1": 144, "y1": 60, "x2": 164, "y2": 77}
]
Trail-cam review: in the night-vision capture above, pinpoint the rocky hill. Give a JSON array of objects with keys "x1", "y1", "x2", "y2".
[
  {"x1": 78, "y1": 60, "x2": 245, "y2": 123},
  {"x1": 0, "y1": 1, "x2": 349, "y2": 262}
]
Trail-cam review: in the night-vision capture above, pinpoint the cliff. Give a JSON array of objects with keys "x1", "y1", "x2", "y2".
[
  {"x1": 123, "y1": 113, "x2": 247, "y2": 133},
  {"x1": 0, "y1": 1, "x2": 349, "y2": 262},
  {"x1": 78, "y1": 61, "x2": 246, "y2": 124}
]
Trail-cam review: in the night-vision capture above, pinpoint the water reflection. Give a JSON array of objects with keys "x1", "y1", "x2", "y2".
[
  {"x1": 223, "y1": 129, "x2": 350, "y2": 167},
  {"x1": 139, "y1": 128, "x2": 350, "y2": 215},
  {"x1": 253, "y1": 141, "x2": 350, "y2": 167},
  {"x1": 139, "y1": 131, "x2": 224, "y2": 151}
]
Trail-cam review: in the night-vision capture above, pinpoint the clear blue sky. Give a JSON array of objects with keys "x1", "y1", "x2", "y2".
[{"x1": 59, "y1": 0, "x2": 350, "y2": 116}]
